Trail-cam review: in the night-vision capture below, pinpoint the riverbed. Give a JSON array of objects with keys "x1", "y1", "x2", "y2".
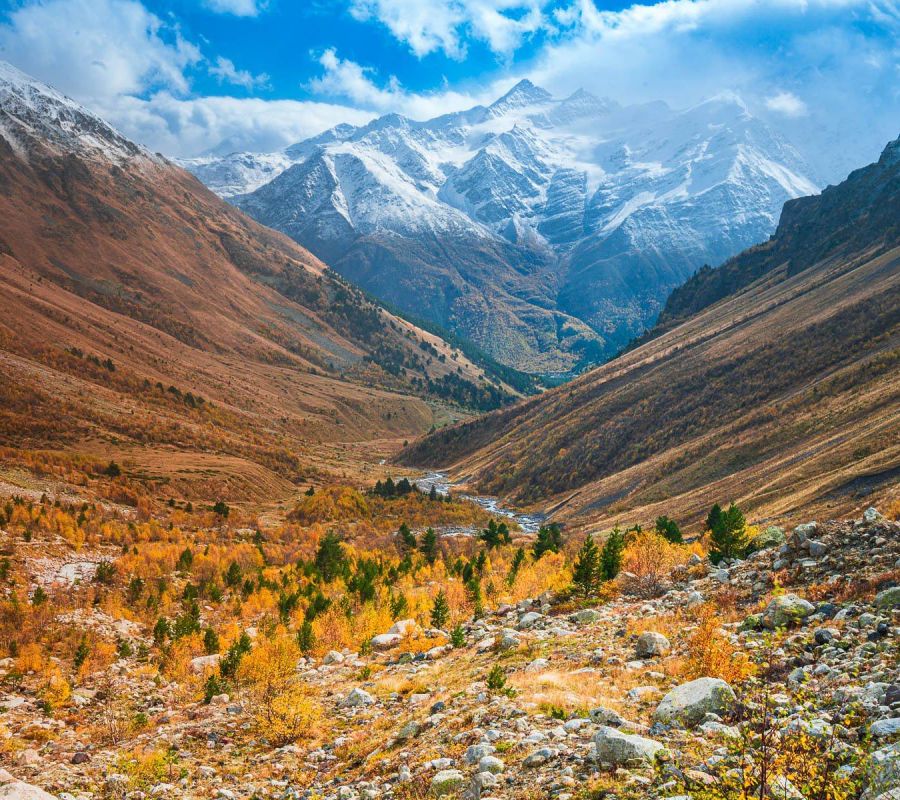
[{"x1": 414, "y1": 471, "x2": 546, "y2": 535}]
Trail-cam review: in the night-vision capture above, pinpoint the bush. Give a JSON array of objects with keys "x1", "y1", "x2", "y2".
[
  {"x1": 236, "y1": 634, "x2": 322, "y2": 746},
  {"x1": 622, "y1": 531, "x2": 697, "y2": 597},
  {"x1": 486, "y1": 664, "x2": 506, "y2": 692}
]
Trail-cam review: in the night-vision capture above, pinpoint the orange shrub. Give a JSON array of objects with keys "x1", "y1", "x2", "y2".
[{"x1": 622, "y1": 531, "x2": 702, "y2": 597}]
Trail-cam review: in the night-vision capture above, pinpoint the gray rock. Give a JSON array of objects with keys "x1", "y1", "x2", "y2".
[
  {"x1": 594, "y1": 726, "x2": 664, "y2": 765},
  {"x1": 478, "y1": 756, "x2": 504, "y2": 774},
  {"x1": 323, "y1": 650, "x2": 345, "y2": 664},
  {"x1": 523, "y1": 747, "x2": 555, "y2": 767},
  {"x1": 517, "y1": 611, "x2": 543, "y2": 629},
  {"x1": 807, "y1": 540, "x2": 828, "y2": 558},
  {"x1": 0, "y1": 773, "x2": 59, "y2": 800},
  {"x1": 431, "y1": 770, "x2": 465, "y2": 795},
  {"x1": 342, "y1": 688, "x2": 375, "y2": 707},
  {"x1": 590, "y1": 706, "x2": 628, "y2": 727},
  {"x1": 870, "y1": 718, "x2": 900, "y2": 738},
  {"x1": 573, "y1": 609, "x2": 602, "y2": 624},
  {"x1": 636, "y1": 631, "x2": 671, "y2": 658},
  {"x1": 371, "y1": 633, "x2": 402, "y2": 649},
  {"x1": 749, "y1": 526, "x2": 785, "y2": 551},
  {"x1": 874, "y1": 587, "x2": 900, "y2": 609},
  {"x1": 464, "y1": 744, "x2": 495, "y2": 764},
  {"x1": 654, "y1": 678, "x2": 736, "y2": 727},
  {"x1": 763, "y1": 594, "x2": 816, "y2": 628},
  {"x1": 863, "y1": 742, "x2": 900, "y2": 799}
]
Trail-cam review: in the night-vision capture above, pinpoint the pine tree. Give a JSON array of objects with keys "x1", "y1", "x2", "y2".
[
  {"x1": 430, "y1": 590, "x2": 450, "y2": 628},
  {"x1": 479, "y1": 519, "x2": 510, "y2": 549},
  {"x1": 297, "y1": 621, "x2": 315, "y2": 655},
  {"x1": 224, "y1": 560, "x2": 242, "y2": 588},
  {"x1": 532, "y1": 523, "x2": 562, "y2": 559},
  {"x1": 429, "y1": 485, "x2": 438, "y2": 501},
  {"x1": 572, "y1": 533, "x2": 601, "y2": 597},
  {"x1": 706, "y1": 503, "x2": 724, "y2": 535},
  {"x1": 709, "y1": 502, "x2": 748, "y2": 562},
  {"x1": 655, "y1": 516, "x2": 683, "y2": 544},
  {"x1": 600, "y1": 527, "x2": 625, "y2": 581},
  {"x1": 507, "y1": 547, "x2": 526, "y2": 586},
  {"x1": 315, "y1": 532, "x2": 347, "y2": 582},
  {"x1": 466, "y1": 577, "x2": 483, "y2": 618},
  {"x1": 398, "y1": 522, "x2": 417, "y2": 553},
  {"x1": 420, "y1": 527, "x2": 438, "y2": 565}
]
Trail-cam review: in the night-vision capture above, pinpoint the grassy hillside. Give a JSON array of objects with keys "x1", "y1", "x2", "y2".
[{"x1": 400, "y1": 138, "x2": 900, "y2": 531}]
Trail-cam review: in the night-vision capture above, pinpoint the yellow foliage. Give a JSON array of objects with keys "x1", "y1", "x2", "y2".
[
  {"x1": 622, "y1": 531, "x2": 702, "y2": 596},
  {"x1": 237, "y1": 632, "x2": 322, "y2": 746},
  {"x1": 680, "y1": 603, "x2": 756, "y2": 684},
  {"x1": 16, "y1": 642, "x2": 44, "y2": 673},
  {"x1": 41, "y1": 667, "x2": 72, "y2": 711}
]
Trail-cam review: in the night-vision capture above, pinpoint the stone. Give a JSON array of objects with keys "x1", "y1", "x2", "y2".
[
  {"x1": 498, "y1": 630, "x2": 521, "y2": 650},
  {"x1": 870, "y1": 719, "x2": 900, "y2": 738},
  {"x1": 478, "y1": 756, "x2": 504, "y2": 774},
  {"x1": 863, "y1": 743, "x2": 900, "y2": 799},
  {"x1": 590, "y1": 707, "x2": 628, "y2": 727},
  {"x1": 517, "y1": 611, "x2": 543, "y2": 629},
  {"x1": 342, "y1": 688, "x2": 375, "y2": 707},
  {"x1": 323, "y1": 650, "x2": 345, "y2": 664},
  {"x1": 431, "y1": 770, "x2": 465, "y2": 795},
  {"x1": 70, "y1": 752, "x2": 90, "y2": 764},
  {"x1": 874, "y1": 587, "x2": 900, "y2": 609},
  {"x1": 636, "y1": 631, "x2": 671, "y2": 658},
  {"x1": 0, "y1": 774, "x2": 58, "y2": 800},
  {"x1": 464, "y1": 744, "x2": 495, "y2": 764},
  {"x1": 762, "y1": 594, "x2": 816, "y2": 629},
  {"x1": 594, "y1": 726, "x2": 664, "y2": 765},
  {"x1": 371, "y1": 633, "x2": 402, "y2": 649},
  {"x1": 525, "y1": 658, "x2": 549, "y2": 672},
  {"x1": 389, "y1": 619, "x2": 418, "y2": 636},
  {"x1": 523, "y1": 747, "x2": 555, "y2": 767},
  {"x1": 654, "y1": 678, "x2": 736, "y2": 727},
  {"x1": 748, "y1": 526, "x2": 785, "y2": 551},
  {"x1": 573, "y1": 609, "x2": 602, "y2": 624},
  {"x1": 807, "y1": 540, "x2": 828, "y2": 558},
  {"x1": 188, "y1": 654, "x2": 221, "y2": 674},
  {"x1": 863, "y1": 507, "x2": 883, "y2": 524}
]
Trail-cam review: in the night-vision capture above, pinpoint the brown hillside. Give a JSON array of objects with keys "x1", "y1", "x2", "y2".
[
  {"x1": 400, "y1": 139, "x2": 900, "y2": 532},
  {"x1": 0, "y1": 69, "x2": 502, "y2": 503}
]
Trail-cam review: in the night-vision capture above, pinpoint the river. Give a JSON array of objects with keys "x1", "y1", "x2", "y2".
[{"x1": 413, "y1": 471, "x2": 546, "y2": 535}]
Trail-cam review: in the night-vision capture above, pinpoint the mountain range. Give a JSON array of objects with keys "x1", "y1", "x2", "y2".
[
  {"x1": 400, "y1": 133, "x2": 900, "y2": 528},
  {"x1": 0, "y1": 61, "x2": 506, "y2": 499},
  {"x1": 184, "y1": 80, "x2": 819, "y2": 374}
]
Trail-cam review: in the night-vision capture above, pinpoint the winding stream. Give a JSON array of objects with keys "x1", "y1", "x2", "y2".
[{"x1": 414, "y1": 471, "x2": 546, "y2": 535}]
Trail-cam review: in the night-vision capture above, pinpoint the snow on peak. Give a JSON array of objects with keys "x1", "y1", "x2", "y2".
[
  {"x1": 490, "y1": 79, "x2": 554, "y2": 115},
  {"x1": 0, "y1": 60, "x2": 157, "y2": 165}
]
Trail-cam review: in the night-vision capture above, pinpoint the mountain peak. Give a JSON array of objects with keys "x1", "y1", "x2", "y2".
[
  {"x1": 490, "y1": 79, "x2": 553, "y2": 113},
  {"x1": 0, "y1": 59, "x2": 152, "y2": 164}
]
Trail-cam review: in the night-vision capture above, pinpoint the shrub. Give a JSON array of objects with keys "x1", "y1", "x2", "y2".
[
  {"x1": 486, "y1": 664, "x2": 507, "y2": 692},
  {"x1": 622, "y1": 531, "x2": 697, "y2": 597},
  {"x1": 236, "y1": 633, "x2": 322, "y2": 746}
]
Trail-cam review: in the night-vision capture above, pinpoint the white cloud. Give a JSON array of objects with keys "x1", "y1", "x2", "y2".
[
  {"x1": 96, "y1": 92, "x2": 374, "y2": 157},
  {"x1": 0, "y1": 0, "x2": 201, "y2": 100},
  {"x1": 209, "y1": 56, "x2": 270, "y2": 90},
  {"x1": 203, "y1": 0, "x2": 268, "y2": 17},
  {"x1": 307, "y1": 48, "x2": 498, "y2": 118},
  {"x1": 348, "y1": 0, "x2": 547, "y2": 58},
  {"x1": 765, "y1": 90, "x2": 808, "y2": 117}
]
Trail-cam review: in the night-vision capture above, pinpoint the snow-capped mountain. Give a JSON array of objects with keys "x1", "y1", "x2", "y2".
[
  {"x1": 0, "y1": 60, "x2": 158, "y2": 166},
  {"x1": 183, "y1": 79, "x2": 819, "y2": 373}
]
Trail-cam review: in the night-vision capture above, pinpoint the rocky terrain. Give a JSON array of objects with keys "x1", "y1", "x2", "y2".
[{"x1": 1, "y1": 507, "x2": 897, "y2": 800}]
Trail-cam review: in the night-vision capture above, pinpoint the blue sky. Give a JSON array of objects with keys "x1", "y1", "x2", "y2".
[{"x1": 0, "y1": 0, "x2": 897, "y2": 174}]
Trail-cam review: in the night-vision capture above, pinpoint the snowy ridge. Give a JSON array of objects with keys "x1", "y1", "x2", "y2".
[
  {"x1": 186, "y1": 79, "x2": 822, "y2": 366},
  {"x1": 0, "y1": 60, "x2": 160, "y2": 166}
]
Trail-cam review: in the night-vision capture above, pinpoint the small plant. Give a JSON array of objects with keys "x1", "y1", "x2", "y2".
[
  {"x1": 450, "y1": 624, "x2": 466, "y2": 648},
  {"x1": 430, "y1": 590, "x2": 450, "y2": 628},
  {"x1": 486, "y1": 664, "x2": 506, "y2": 692}
]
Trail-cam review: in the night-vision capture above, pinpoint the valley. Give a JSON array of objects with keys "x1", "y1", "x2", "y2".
[{"x1": 0, "y1": 54, "x2": 897, "y2": 800}]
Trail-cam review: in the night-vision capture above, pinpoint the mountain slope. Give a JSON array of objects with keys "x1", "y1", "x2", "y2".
[
  {"x1": 399, "y1": 136, "x2": 900, "y2": 530},
  {"x1": 0, "y1": 61, "x2": 505, "y2": 501},
  {"x1": 186, "y1": 81, "x2": 818, "y2": 373}
]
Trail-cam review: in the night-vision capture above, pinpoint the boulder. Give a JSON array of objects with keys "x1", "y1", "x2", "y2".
[
  {"x1": 654, "y1": 677, "x2": 736, "y2": 727},
  {"x1": 874, "y1": 587, "x2": 900, "y2": 609},
  {"x1": 870, "y1": 719, "x2": 900, "y2": 738},
  {"x1": 863, "y1": 742, "x2": 900, "y2": 800},
  {"x1": 517, "y1": 611, "x2": 544, "y2": 629},
  {"x1": 389, "y1": 619, "x2": 417, "y2": 636},
  {"x1": 342, "y1": 688, "x2": 375, "y2": 707},
  {"x1": 323, "y1": 650, "x2": 345, "y2": 665},
  {"x1": 594, "y1": 726, "x2": 664, "y2": 765},
  {"x1": 635, "y1": 631, "x2": 671, "y2": 658},
  {"x1": 0, "y1": 772, "x2": 58, "y2": 800},
  {"x1": 371, "y1": 633, "x2": 402, "y2": 649},
  {"x1": 748, "y1": 526, "x2": 785, "y2": 552},
  {"x1": 431, "y1": 770, "x2": 464, "y2": 795},
  {"x1": 189, "y1": 654, "x2": 221, "y2": 674},
  {"x1": 762, "y1": 594, "x2": 815, "y2": 629}
]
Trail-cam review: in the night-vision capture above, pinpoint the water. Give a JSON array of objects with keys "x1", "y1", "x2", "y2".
[{"x1": 414, "y1": 471, "x2": 546, "y2": 535}]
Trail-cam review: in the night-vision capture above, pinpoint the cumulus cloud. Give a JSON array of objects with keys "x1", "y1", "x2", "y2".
[
  {"x1": 0, "y1": 0, "x2": 201, "y2": 100},
  {"x1": 348, "y1": 0, "x2": 547, "y2": 58},
  {"x1": 209, "y1": 56, "x2": 270, "y2": 90},
  {"x1": 203, "y1": 0, "x2": 268, "y2": 17},
  {"x1": 307, "y1": 48, "x2": 498, "y2": 119},
  {"x1": 765, "y1": 90, "x2": 808, "y2": 117},
  {"x1": 96, "y1": 92, "x2": 373, "y2": 157}
]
